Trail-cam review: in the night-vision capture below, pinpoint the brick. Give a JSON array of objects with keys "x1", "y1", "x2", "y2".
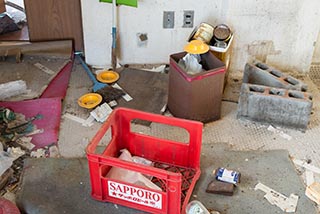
[
  {"x1": 237, "y1": 83, "x2": 313, "y2": 131},
  {"x1": 243, "y1": 61, "x2": 308, "y2": 92},
  {"x1": 206, "y1": 180, "x2": 234, "y2": 196}
]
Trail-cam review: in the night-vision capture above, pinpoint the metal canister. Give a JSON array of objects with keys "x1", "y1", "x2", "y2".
[
  {"x1": 192, "y1": 23, "x2": 214, "y2": 44},
  {"x1": 214, "y1": 167, "x2": 241, "y2": 184},
  {"x1": 213, "y1": 24, "x2": 231, "y2": 42}
]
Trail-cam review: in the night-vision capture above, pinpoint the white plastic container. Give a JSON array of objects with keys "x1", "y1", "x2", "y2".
[{"x1": 186, "y1": 200, "x2": 210, "y2": 214}]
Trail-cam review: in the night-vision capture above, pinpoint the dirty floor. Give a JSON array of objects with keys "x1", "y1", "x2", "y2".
[
  {"x1": 15, "y1": 59, "x2": 320, "y2": 213},
  {"x1": 16, "y1": 144, "x2": 317, "y2": 214}
]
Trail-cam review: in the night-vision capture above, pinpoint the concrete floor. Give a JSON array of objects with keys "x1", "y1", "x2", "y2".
[{"x1": 57, "y1": 60, "x2": 320, "y2": 212}]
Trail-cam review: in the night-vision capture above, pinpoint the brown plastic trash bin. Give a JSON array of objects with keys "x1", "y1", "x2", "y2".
[{"x1": 167, "y1": 51, "x2": 225, "y2": 123}]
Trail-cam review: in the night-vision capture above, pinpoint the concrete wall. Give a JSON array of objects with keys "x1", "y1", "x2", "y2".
[
  {"x1": 312, "y1": 31, "x2": 320, "y2": 63},
  {"x1": 81, "y1": 0, "x2": 320, "y2": 73}
]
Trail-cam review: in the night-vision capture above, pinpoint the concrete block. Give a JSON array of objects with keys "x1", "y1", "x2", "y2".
[
  {"x1": 243, "y1": 61, "x2": 308, "y2": 92},
  {"x1": 237, "y1": 83, "x2": 313, "y2": 131}
]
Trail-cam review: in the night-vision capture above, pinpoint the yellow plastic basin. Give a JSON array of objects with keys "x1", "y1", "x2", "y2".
[
  {"x1": 78, "y1": 93, "x2": 102, "y2": 109},
  {"x1": 184, "y1": 40, "x2": 209, "y2": 54},
  {"x1": 96, "y1": 70, "x2": 119, "y2": 83}
]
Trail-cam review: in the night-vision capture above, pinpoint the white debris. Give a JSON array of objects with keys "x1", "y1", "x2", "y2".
[
  {"x1": 26, "y1": 128, "x2": 44, "y2": 136},
  {"x1": 16, "y1": 136, "x2": 35, "y2": 150},
  {"x1": 0, "y1": 80, "x2": 29, "y2": 100},
  {"x1": 30, "y1": 148, "x2": 46, "y2": 158},
  {"x1": 112, "y1": 83, "x2": 133, "y2": 102},
  {"x1": 306, "y1": 170, "x2": 315, "y2": 187},
  {"x1": 267, "y1": 125, "x2": 292, "y2": 140},
  {"x1": 0, "y1": 151, "x2": 15, "y2": 176},
  {"x1": 90, "y1": 103, "x2": 113, "y2": 123},
  {"x1": 142, "y1": 65, "x2": 166, "y2": 73},
  {"x1": 49, "y1": 145, "x2": 60, "y2": 158},
  {"x1": 83, "y1": 115, "x2": 95, "y2": 127},
  {"x1": 108, "y1": 100, "x2": 117, "y2": 107},
  {"x1": 305, "y1": 182, "x2": 320, "y2": 205},
  {"x1": 63, "y1": 113, "x2": 94, "y2": 127},
  {"x1": 292, "y1": 158, "x2": 320, "y2": 174},
  {"x1": 7, "y1": 147, "x2": 25, "y2": 159},
  {"x1": 160, "y1": 104, "x2": 167, "y2": 113},
  {"x1": 254, "y1": 182, "x2": 299, "y2": 213},
  {"x1": 34, "y1": 62, "x2": 55, "y2": 75}
]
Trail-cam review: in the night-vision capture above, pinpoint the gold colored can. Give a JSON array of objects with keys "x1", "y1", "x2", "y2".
[{"x1": 192, "y1": 23, "x2": 214, "y2": 44}]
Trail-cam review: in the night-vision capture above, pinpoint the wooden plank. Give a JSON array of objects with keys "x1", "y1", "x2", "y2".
[
  {"x1": 0, "y1": 0, "x2": 5, "y2": 13},
  {"x1": 24, "y1": 0, "x2": 83, "y2": 51},
  {"x1": 0, "y1": 40, "x2": 73, "y2": 59}
]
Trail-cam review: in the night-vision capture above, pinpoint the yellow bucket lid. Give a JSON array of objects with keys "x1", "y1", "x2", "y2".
[
  {"x1": 184, "y1": 40, "x2": 209, "y2": 54},
  {"x1": 78, "y1": 93, "x2": 102, "y2": 109},
  {"x1": 97, "y1": 70, "x2": 119, "y2": 83}
]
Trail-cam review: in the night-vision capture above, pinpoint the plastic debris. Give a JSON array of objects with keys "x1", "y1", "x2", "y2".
[
  {"x1": 186, "y1": 200, "x2": 211, "y2": 214},
  {"x1": 30, "y1": 148, "x2": 46, "y2": 158},
  {"x1": 254, "y1": 182, "x2": 299, "y2": 213},
  {"x1": 90, "y1": 103, "x2": 113, "y2": 123},
  {"x1": 106, "y1": 149, "x2": 161, "y2": 191},
  {"x1": 0, "y1": 151, "x2": 15, "y2": 177},
  {"x1": 178, "y1": 54, "x2": 203, "y2": 75}
]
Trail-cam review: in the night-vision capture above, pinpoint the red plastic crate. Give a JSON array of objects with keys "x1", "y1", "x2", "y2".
[{"x1": 86, "y1": 107, "x2": 203, "y2": 214}]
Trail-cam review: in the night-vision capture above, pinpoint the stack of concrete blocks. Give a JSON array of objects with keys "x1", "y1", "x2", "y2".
[{"x1": 237, "y1": 61, "x2": 313, "y2": 132}]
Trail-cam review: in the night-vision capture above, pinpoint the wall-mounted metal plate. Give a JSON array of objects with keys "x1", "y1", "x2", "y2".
[
  {"x1": 183, "y1": 10, "x2": 194, "y2": 28},
  {"x1": 163, "y1": 11, "x2": 174, "y2": 29}
]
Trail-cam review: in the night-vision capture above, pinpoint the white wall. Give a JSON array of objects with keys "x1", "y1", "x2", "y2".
[
  {"x1": 312, "y1": 31, "x2": 320, "y2": 63},
  {"x1": 81, "y1": 0, "x2": 320, "y2": 73}
]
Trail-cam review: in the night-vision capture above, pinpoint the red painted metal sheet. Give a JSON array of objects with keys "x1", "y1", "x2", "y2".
[
  {"x1": 40, "y1": 55, "x2": 74, "y2": 99},
  {"x1": 0, "y1": 98, "x2": 62, "y2": 149}
]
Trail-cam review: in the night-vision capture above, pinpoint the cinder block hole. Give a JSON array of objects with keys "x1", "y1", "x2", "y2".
[
  {"x1": 309, "y1": 95, "x2": 313, "y2": 101},
  {"x1": 270, "y1": 70, "x2": 282, "y2": 77},
  {"x1": 255, "y1": 62, "x2": 269, "y2": 70},
  {"x1": 269, "y1": 89, "x2": 285, "y2": 96},
  {"x1": 301, "y1": 86, "x2": 308, "y2": 92},
  {"x1": 284, "y1": 77, "x2": 299, "y2": 85},
  {"x1": 249, "y1": 86, "x2": 265, "y2": 93},
  {"x1": 288, "y1": 91, "x2": 304, "y2": 99}
]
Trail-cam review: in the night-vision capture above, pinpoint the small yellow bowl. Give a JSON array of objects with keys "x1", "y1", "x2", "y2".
[
  {"x1": 78, "y1": 93, "x2": 102, "y2": 109},
  {"x1": 96, "y1": 70, "x2": 120, "y2": 83},
  {"x1": 184, "y1": 40, "x2": 209, "y2": 54}
]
